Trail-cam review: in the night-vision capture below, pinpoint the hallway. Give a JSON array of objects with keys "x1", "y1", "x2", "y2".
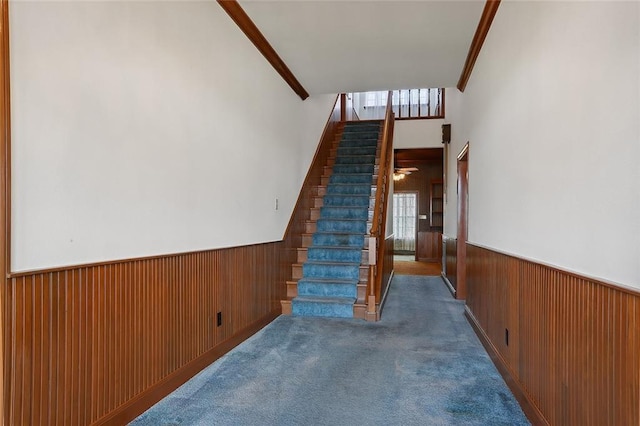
[{"x1": 132, "y1": 276, "x2": 529, "y2": 425}]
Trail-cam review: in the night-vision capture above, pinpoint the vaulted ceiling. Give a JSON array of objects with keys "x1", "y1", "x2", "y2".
[{"x1": 238, "y1": 0, "x2": 485, "y2": 95}]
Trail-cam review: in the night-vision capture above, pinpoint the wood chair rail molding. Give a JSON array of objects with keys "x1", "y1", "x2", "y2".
[
  {"x1": 217, "y1": 0, "x2": 310, "y2": 101},
  {"x1": 457, "y1": 0, "x2": 501, "y2": 92},
  {"x1": 467, "y1": 241, "x2": 640, "y2": 297}
]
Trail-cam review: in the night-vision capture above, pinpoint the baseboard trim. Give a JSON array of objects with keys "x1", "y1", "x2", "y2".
[
  {"x1": 441, "y1": 272, "x2": 456, "y2": 298},
  {"x1": 464, "y1": 306, "x2": 548, "y2": 426},
  {"x1": 94, "y1": 310, "x2": 280, "y2": 426}
]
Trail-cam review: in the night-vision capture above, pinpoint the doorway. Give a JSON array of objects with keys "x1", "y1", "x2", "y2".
[
  {"x1": 392, "y1": 148, "x2": 444, "y2": 276},
  {"x1": 456, "y1": 143, "x2": 469, "y2": 299}
]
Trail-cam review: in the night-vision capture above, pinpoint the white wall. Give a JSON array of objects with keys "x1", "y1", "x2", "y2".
[
  {"x1": 393, "y1": 119, "x2": 445, "y2": 149},
  {"x1": 10, "y1": 1, "x2": 336, "y2": 271},
  {"x1": 445, "y1": 1, "x2": 640, "y2": 288},
  {"x1": 443, "y1": 88, "x2": 464, "y2": 237}
]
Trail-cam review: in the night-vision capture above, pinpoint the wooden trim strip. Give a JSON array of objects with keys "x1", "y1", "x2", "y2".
[
  {"x1": 457, "y1": 0, "x2": 501, "y2": 92},
  {"x1": 94, "y1": 310, "x2": 280, "y2": 425},
  {"x1": 0, "y1": 0, "x2": 9, "y2": 423},
  {"x1": 217, "y1": 1, "x2": 310, "y2": 101},
  {"x1": 465, "y1": 306, "x2": 548, "y2": 425},
  {"x1": 8, "y1": 240, "x2": 282, "y2": 278}
]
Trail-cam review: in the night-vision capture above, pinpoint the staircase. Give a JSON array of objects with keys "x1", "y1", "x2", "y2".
[{"x1": 284, "y1": 120, "x2": 382, "y2": 319}]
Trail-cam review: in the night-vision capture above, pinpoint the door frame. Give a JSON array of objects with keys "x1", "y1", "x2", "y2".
[{"x1": 456, "y1": 143, "x2": 469, "y2": 300}]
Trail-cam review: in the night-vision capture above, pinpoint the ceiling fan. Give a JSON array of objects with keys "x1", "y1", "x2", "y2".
[
  {"x1": 393, "y1": 167, "x2": 418, "y2": 181},
  {"x1": 394, "y1": 167, "x2": 418, "y2": 175}
]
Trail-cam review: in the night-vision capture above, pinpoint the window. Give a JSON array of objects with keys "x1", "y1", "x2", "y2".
[
  {"x1": 357, "y1": 88, "x2": 444, "y2": 120},
  {"x1": 393, "y1": 193, "x2": 417, "y2": 253}
]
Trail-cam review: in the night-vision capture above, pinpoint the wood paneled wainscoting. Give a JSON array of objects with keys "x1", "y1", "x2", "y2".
[
  {"x1": 465, "y1": 243, "x2": 640, "y2": 425},
  {"x1": 2, "y1": 243, "x2": 286, "y2": 425}
]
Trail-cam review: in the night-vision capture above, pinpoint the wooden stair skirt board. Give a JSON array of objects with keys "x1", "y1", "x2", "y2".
[{"x1": 282, "y1": 120, "x2": 383, "y2": 319}]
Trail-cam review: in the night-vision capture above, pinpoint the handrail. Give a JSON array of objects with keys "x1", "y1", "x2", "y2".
[{"x1": 367, "y1": 91, "x2": 395, "y2": 320}]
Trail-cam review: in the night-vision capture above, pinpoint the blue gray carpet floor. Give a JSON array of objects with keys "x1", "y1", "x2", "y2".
[{"x1": 131, "y1": 275, "x2": 529, "y2": 425}]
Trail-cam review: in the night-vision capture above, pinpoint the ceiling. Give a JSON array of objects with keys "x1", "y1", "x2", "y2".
[{"x1": 239, "y1": 0, "x2": 485, "y2": 95}]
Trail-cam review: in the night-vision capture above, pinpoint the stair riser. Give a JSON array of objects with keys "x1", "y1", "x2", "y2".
[
  {"x1": 317, "y1": 220, "x2": 367, "y2": 233},
  {"x1": 357, "y1": 284, "x2": 366, "y2": 302},
  {"x1": 339, "y1": 139, "x2": 379, "y2": 149},
  {"x1": 332, "y1": 164, "x2": 375, "y2": 175},
  {"x1": 287, "y1": 280, "x2": 367, "y2": 300},
  {"x1": 341, "y1": 132, "x2": 379, "y2": 141},
  {"x1": 310, "y1": 233, "x2": 366, "y2": 247},
  {"x1": 310, "y1": 208, "x2": 372, "y2": 221},
  {"x1": 297, "y1": 282, "x2": 357, "y2": 298},
  {"x1": 286, "y1": 281, "x2": 298, "y2": 298},
  {"x1": 293, "y1": 264, "x2": 368, "y2": 280},
  {"x1": 333, "y1": 156, "x2": 377, "y2": 165},
  {"x1": 323, "y1": 197, "x2": 374, "y2": 208},
  {"x1": 303, "y1": 264, "x2": 360, "y2": 280},
  {"x1": 333, "y1": 147, "x2": 378, "y2": 157},
  {"x1": 297, "y1": 248, "x2": 368, "y2": 263},
  {"x1": 316, "y1": 207, "x2": 369, "y2": 220},
  {"x1": 326, "y1": 184, "x2": 373, "y2": 196},
  {"x1": 325, "y1": 165, "x2": 380, "y2": 177},
  {"x1": 328, "y1": 174, "x2": 374, "y2": 185},
  {"x1": 291, "y1": 300, "x2": 353, "y2": 318},
  {"x1": 306, "y1": 247, "x2": 363, "y2": 263}
]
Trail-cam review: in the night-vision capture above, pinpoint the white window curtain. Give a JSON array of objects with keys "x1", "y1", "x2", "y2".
[{"x1": 393, "y1": 193, "x2": 417, "y2": 252}]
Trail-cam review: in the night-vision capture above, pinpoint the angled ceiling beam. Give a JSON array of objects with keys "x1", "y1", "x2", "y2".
[
  {"x1": 217, "y1": 0, "x2": 310, "y2": 100},
  {"x1": 457, "y1": 0, "x2": 501, "y2": 92}
]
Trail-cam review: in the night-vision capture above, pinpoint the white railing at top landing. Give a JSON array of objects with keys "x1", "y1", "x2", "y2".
[{"x1": 350, "y1": 89, "x2": 444, "y2": 121}]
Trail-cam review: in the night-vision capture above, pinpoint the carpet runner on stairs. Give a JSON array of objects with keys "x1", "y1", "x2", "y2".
[{"x1": 292, "y1": 121, "x2": 381, "y2": 318}]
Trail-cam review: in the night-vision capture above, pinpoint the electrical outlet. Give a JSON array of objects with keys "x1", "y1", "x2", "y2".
[
  {"x1": 505, "y1": 328, "x2": 509, "y2": 346},
  {"x1": 217, "y1": 311, "x2": 222, "y2": 327}
]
